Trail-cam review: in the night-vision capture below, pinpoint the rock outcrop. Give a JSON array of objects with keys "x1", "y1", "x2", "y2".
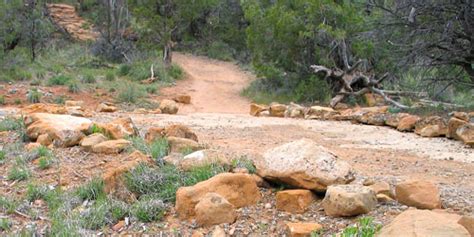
[{"x1": 257, "y1": 139, "x2": 354, "y2": 191}]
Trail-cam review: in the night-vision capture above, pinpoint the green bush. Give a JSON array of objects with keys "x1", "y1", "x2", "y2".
[
  {"x1": 0, "y1": 117, "x2": 23, "y2": 132},
  {"x1": 53, "y1": 95, "x2": 66, "y2": 105},
  {"x1": 105, "y1": 71, "x2": 116, "y2": 81},
  {"x1": 182, "y1": 163, "x2": 227, "y2": 186},
  {"x1": 47, "y1": 75, "x2": 72, "y2": 86},
  {"x1": 118, "y1": 64, "x2": 131, "y2": 76},
  {"x1": 76, "y1": 177, "x2": 105, "y2": 201},
  {"x1": 150, "y1": 138, "x2": 169, "y2": 163},
  {"x1": 68, "y1": 81, "x2": 80, "y2": 93},
  {"x1": 0, "y1": 150, "x2": 5, "y2": 164},
  {"x1": 145, "y1": 85, "x2": 158, "y2": 94},
  {"x1": 132, "y1": 197, "x2": 166, "y2": 222},
  {"x1": 26, "y1": 184, "x2": 51, "y2": 202},
  {"x1": 0, "y1": 95, "x2": 5, "y2": 105},
  {"x1": 168, "y1": 64, "x2": 184, "y2": 80},
  {"x1": 231, "y1": 157, "x2": 257, "y2": 174},
  {"x1": 7, "y1": 158, "x2": 30, "y2": 181},
  {"x1": 0, "y1": 196, "x2": 18, "y2": 214},
  {"x1": 38, "y1": 156, "x2": 55, "y2": 169},
  {"x1": 80, "y1": 198, "x2": 109, "y2": 230},
  {"x1": 27, "y1": 88, "x2": 41, "y2": 103},
  {"x1": 81, "y1": 73, "x2": 96, "y2": 84},
  {"x1": 207, "y1": 41, "x2": 234, "y2": 61},
  {"x1": 0, "y1": 218, "x2": 11, "y2": 231},
  {"x1": 340, "y1": 217, "x2": 382, "y2": 237},
  {"x1": 117, "y1": 82, "x2": 146, "y2": 103}
]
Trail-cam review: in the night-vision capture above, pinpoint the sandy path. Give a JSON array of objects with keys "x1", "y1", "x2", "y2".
[{"x1": 160, "y1": 53, "x2": 254, "y2": 114}]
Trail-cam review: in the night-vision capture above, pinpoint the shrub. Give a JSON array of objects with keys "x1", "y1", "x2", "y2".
[
  {"x1": 47, "y1": 75, "x2": 72, "y2": 86},
  {"x1": 0, "y1": 95, "x2": 5, "y2": 105},
  {"x1": 76, "y1": 177, "x2": 105, "y2": 201},
  {"x1": 117, "y1": 82, "x2": 146, "y2": 103},
  {"x1": 26, "y1": 184, "x2": 51, "y2": 202},
  {"x1": 128, "y1": 136, "x2": 150, "y2": 155},
  {"x1": 38, "y1": 156, "x2": 55, "y2": 170},
  {"x1": 340, "y1": 217, "x2": 382, "y2": 237},
  {"x1": 182, "y1": 163, "x2": 228, "y2": 186},
  {"x1": 179, "y1": 146, "x2": 194, "y2": 156},
  {"x1": 105, "y1": 71, "x2": 116, "y2": 81},
  {"x1": 0, "y1": 196, "x2": 18, "y2": 214},
  {"x1": 27, "y1": 88, "x2": 41, "y2": 103},
  {"x1": 80, "y1": 198, "x2": 110, "y2": 230},
  {"x1": 14, "y1": 98, "x2": 21, "y2": 105},
  {"x1": 145, "y1": 85, "x2": 158, "y2": 94},
  {"x1": 167, "y1": 64, "x2": 184, "y2": 80},
  {"x1": 132, "y1": 197, "x2": 166, "y2": 222},
  {"x1": 118, "y1": 64, "x2": 131, "y2": 76},
  {"x1": 0, "y1": 218, "x2": 11, "y2": 231},
  {"x1": 81, "y1": 73, "x2": 96, "y2": 84},
  {"x1": 150, "y1": 138, "x2": 169, "y2": 163},
  {"x1": 0, "y1": 150, "x2": 5, "y2": 164},
  {"x1": 207, "y1": 41, "x2": 234, "y2": 61},
  {"x1": 231, "y1": 157, "x2": 257, "y2": 174},
  {"x1": 7, "y1": 158, "x2": 30, "y2": 181},
  {"x1": 53, "y1": 95, "x2": 66, "y2": 105},
  {"x1": 68, "y1": 81, "x2": 80, "y2": 93},
  {"x1": 0, "y1": 117, "x2": 27, "y2": 141},
  {"x1": 89, "y1": 124, "x2": 106, "y2": 135},
  {"x1": 28, "y1": 145, "x2": 52, "y2": 161}
]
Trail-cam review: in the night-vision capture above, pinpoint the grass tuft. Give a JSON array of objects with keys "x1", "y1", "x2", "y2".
[
  {"x1": 132, "y1": 197, "x2": 166, "y2": 222},
  {"x1": 47, "y1": 75, "x2": 72, "y2": 86},
  {"x1": 76, "y1": 177, "x2": 105, "y2": 201},
  {"x1": 27, "y1": 88, "x2": 41, "y2": 103}
]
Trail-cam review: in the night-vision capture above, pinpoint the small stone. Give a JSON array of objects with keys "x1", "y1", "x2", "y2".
[
  {"x1": 112, "y1": 220, "x2": 125, "y2": 232},
  {"x1": 276, "y1": 190, "x2": 315, "y2": 214},
  {"x1": 285, "y1": 222, "x2": 323, "y2": 237},
  {"x1": 265, "y1": 203, "x2": 272, "y2": 209}
]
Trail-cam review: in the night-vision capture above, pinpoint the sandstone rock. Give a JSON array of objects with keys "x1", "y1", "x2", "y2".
[
  {"x1": 160, "y1": 99, "x2": 179, "y2": 114},
  {"x1": 25, "y1": 113, "x2": 91, "y2": 147},
  {"x1": 164, "y1": 125, "x2": 198, "y2": 142},
  {"x1": 97, "y1": 103, "x2": 117, "y2": 113},
  {"x1": 269, "y1": 103, "x2": 287, "y2": 117},
  {"x1": 397, "y1": 115, "x2": 421, "y2": 132},
  {"x1": 365, "y1": 113, "x2": 387, "y2": 126},
  {"x1": 173, "y1": 95, "x2": 191, "y2": 104},
  {"x1": 111, "y1": 220, "x2": 125, "y2": 232},
  {"x1": 306, "y1": 106, "x2": 338, "y2": 120},
  {"x1": 168, "y1": 136, "x2": 201, "y2": 153},
  {"x1": 65, "y1": 100, "x2": 84, "y2": 107},
  {"x1": 195, "y1": 192, "x2": 237, "y2": 226},
  {"x1": 175, "y1": 173, "x2": 260, "y2": 219},
  {"x1": 334, "y1": 103, "x2": 349, "y2": 110},
  {"x1": 257, "y1": 139, "x2": 354, "y2": 191},
  {"x1": 100, "y1": 117, "x2": 138, "y2": 139},
  {"x1": 25, "y1": 142, "x2": 41, "y2": 151},
  {"x1": 377, "y1": 209, "x2": 470, "y2": 237},
  {"x1": 456, "y1": 124, "x2": 474, "y2": 147},
  {"x1": 414, "y1": 116, "x2": 448, "y2": 137},
  {"x1": 37, "y1": 134, "x2": 52, "y2": 146},
  {"x1": 395, "y1": 180, "x2": 442, "y2": 209},
  {"x1": 210, "y1": 226, "x2": 226, "y2": 237},
  {"x1": 376, "y1": 193, "x2": 395, "y2": 203},
  {"x1": 458, "y1": 215, "x2": 474, "y2": 236},
  {"x1": 452, "y1": 111, "x2": 469, "y2": 122},
  {"x1": 285, "y1": 222, "x2": 323, "y2": 237},
  {"x1": 322, "y1": 184, "x2": 377, "y2": 217},
  {"x1": 21, "y1": 104, "x2": 67, "y2": 114},
  {"x1": 385, "y1": 113, "x2": 410, "y2": 128},
  {"x1": 285, "y1": 103, "x2": 305, "y2": 119},
  {"x1": 250, "y1": 103, "x2": 267, "y2": 117},
  {"x1": 179, "y1": 150, "x2": 230, "y2": 170},
  {"x1": 80, "y1": 133, "x2": 108, "y2": 151},
  {"x1": 367, "y1": 181, "x2": 393, "y2": 198},
  {"x1": 363, "y1": 93, "x2": 382, "y2": 107},
  {"x1": 447, "y1": 117, "x2": 468, "y2": 139},
  {"x1": 92, "y1": 139, "x2": 131, "y2": 154},
  {"x1": 102, "y1": 151, "x2": 153, "y2": 193},
  {"x1": 276, "y1": 189, "x2": 315, "y2": 214},
  {"x1": 145, "y1": 127, "x2": 165, "y2": 142}
]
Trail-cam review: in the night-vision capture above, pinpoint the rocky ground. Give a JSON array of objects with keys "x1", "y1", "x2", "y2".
[{"x1": 0, "y1": 53, "x2": 473, "y2": 236}]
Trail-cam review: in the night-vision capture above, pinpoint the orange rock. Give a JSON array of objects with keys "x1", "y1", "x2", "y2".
[
  {"x1": 385, "y1": 113, "x2": 410, "y2": 128},
  {"x1": 195, "y1": 192, "x2": 237, "y2": 226},
  {"x1": 65, "y1": 100, "x2": 84, "y2": 107},
  {"x1": 37, "y1": 134, "x2": 53, "y2": 146},
  {"x1": 80, "y1": 133, "x2": 108, "y2": 151},
  {"x1": 250, "y1": 103, "x2": 267, "y2": 117},
  {"x1": 111, "y1": 220, "x2": 125, "y2": 232},
  {"x1": 286, "y1": 222, "x2": 323, "y2": 237},
  {"x1": 97, "y1": 103, "x2": 117, "y2": 112},
  {"x1": 102, "y1": 151, "x2": 153, "y2": 193},
  {"x1": 21, "y1": 103, "x2": 67, "y2": 114},
  {"x1": 100, "y1": 117, "x2": 138, "y2": 139},
  {"x1": 164, "y1": 125, "x2": 198, "y2": 142},
  {"x1": 91, "y1": 139, "x2": 131, "y2": 154},
  {"x1": 175, "y1": 173, "x2": 260, "y2": 219},
  {"x1": 168, "y1": 136, "x2": 201, "y2": 153},
  {"x1": 447, "y1": 117, "x2": 468, "y2": 140},
  {"x1": 25, "y1": 142, "x2": 42, "y2": 151},
  {"x1": 276, "y1": 189, "x2": 315, "y2": 214},
  {"x1": 173, "y1": 95, "x2": 191, "y2": 104},
  {"x1": 397, "y1": 115, "x2": 421, "y2": 132},
  {"x1": 269, "y1": 103, "x2": 287, "y2": 117},
  {"x1": 458, "y1": 215, "x2": 474, "y2": 236},
  {"x1": 414, "y1": 116, "x2": 448, "y2": 137},
  {"x1": 160, "y1": 99, "x2": 179, "y2": 114},
  {"x1": 145, "y1": 127, "x2": 165, "y2": 142},
  {"x1": 456, "y1": 124, "x2": 474, "y2": 147},
  {"x1": 395, "y1": 180, "x2": 442, "y2": 209},
  {"x1": 368, "y1": 181, "x2": 393, "y2": 198},
  {"x1": 322, "y1": 184, "x2": 377, "y2": 217}
]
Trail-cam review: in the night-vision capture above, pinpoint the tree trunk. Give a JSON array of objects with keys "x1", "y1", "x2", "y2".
[{"x1": 163, "y1": 43, "x2": 172, "y2": 66}]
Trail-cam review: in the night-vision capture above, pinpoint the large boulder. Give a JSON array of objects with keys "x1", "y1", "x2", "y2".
[
  {"x1": 397, "y1": 115, "x2": 421, "y2": 132},
  {"x1": 80, "y1": 133, "x2": 108, "y2": 151},
  {"x1": 175, "y1": 173, "x2": 260, "y2": 219},
  {"x1": 395, "y1": 180, "x2": 442, "y2": 209},
  {"x1": 160, "y1": 99, "x2": 179, "y2": 114},
  {"x1": 377, "y1": 209, "x2": 470, "y2": 237},
  {"x1": 269, "y1": 103, "x2": 287, "y2": 117},
  {"x1": 167, "y1": 136, "x2": 201, "y2": 153},
  {"x1": 24, "y1": 113, "x2": 91, "y2": 147},
  {"x1": 256, "y1": 139, "x2": 354, "y2": 191},
  {"x1": 249, "y1": 103, "x2": 267, "y2": 117},
  {"x1": 91, "y1": 139, "x2": 131, "y2": 154},
  {"x1": 456, "y1": 124, "x2": 474, "y2": 147},
  {"x1": 322, "y1": 184, "x2": 377, "y2": 217},
  {"x1": 285, "y1": 222, "x2": 323, "y2": 237},
  {"x1": 414, "y1": 116, "x2": 448, "y2": 137},
  {"x1": 194, "y1": 192, "x2": 237, "y2": 227},
  {"x1": 447, "y1": 117, "x2": 468, "y2": 140},
  {"x1": 100, "y1": 117, "x2": 138, "y2": 139},
  {"x1": 276, "y1": 189, "x2": 315, "y2": 214}
]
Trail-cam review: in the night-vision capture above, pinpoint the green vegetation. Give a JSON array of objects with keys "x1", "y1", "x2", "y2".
[
  {"x1": 7, "y1": 157, "x2": 30, "y2": 181},
  {"x1": 89, "y1": 124, "x2": 106, "y2": 135},
  {"x1": 47, "y1": 75, "x2": 72, "y2": 86},
  {"x1": 231, "y1": 157, "x2": 257, "y2": 174},
  {"x1": 0, "y1": 95, "x2": 5, "y2": 105},
  {"x1": 0, "y1": 196, "x2": 18, "y2": 214},
  {"x1": 117, "y1": 81, "x2": 147, "y2": 103},
  {"x1": 132, "y1": 197, "x2": 166, "y2": 222},
  {"x1": 26, "y1": 88, "x2": 41, "y2": 103},
  {"x1": 0, "y1": 150, "x2": 5, "y2": 164},
  {"x1": 105, "y1": 71, "x2": 116, "y2": 81},
  {"x1": 81, "y1": 73, "x2": 96, "y2": 84},
  {"x1": 0, "y1": 218, "x2": 11, "y2": 232},
  {"x1": 25, "y1": 184, "x2": 51, "y2": 202},
  {"x1": 75, "y1": 177, "x2": 105, "y2": 201},
  {"x1": 38, "y1": 156, "x2": 55, "y2": 170},
  {"x1": 128, "y1": 136, "x2": 169, "y2": 163},
  {"x1": 340, "y1": 217, "x2": 382, "y2": 237}
]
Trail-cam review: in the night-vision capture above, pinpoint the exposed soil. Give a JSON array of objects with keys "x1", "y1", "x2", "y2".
[{"x1": 0, "y1": 53, "x2": 473, "y2": 236}]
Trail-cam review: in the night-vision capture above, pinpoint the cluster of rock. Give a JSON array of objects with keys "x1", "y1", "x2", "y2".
[{"x1": 250, "y1": 103, "x2": 474, "y2": 148}]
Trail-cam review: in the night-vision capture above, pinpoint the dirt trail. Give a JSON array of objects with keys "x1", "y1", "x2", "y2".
[{"x1": 161, "y1": 53, "x2": 254, "y2": 114}]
